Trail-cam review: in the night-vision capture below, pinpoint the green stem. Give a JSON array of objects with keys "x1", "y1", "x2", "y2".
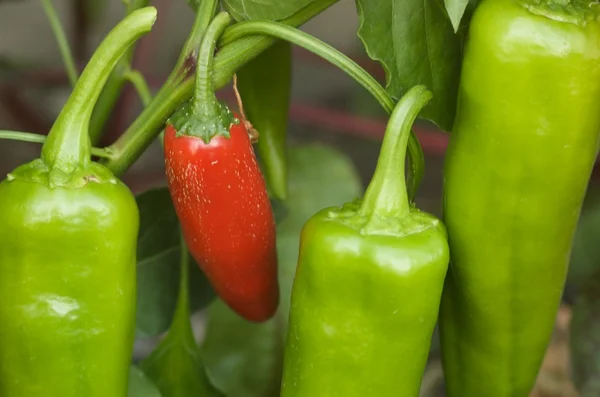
[
  {"x1": 0, "y1": 130, "x2": 113, "y2": 159},
  {"x1": 192, "y1": 12, "x2": 233, "y2": 121},
  {"x1": 89, "y1": 0, "x2": 151, "y2": 145},
  {"x1": 101, "y1": 0, "x2": 339, "y2": 176},
  {"x1": 220, "y1": 21, "x2": 426, "y2": 200},
  {"x1": 222, "y1": 21, "x2": 390, "y2": 109},
  {"x1": 167, "y1": 0, "x2": 219, "y2": 87},
  {"x1": 42, "y1": 7, "x2": 156, "y2": 174},
  {"x1": 124, "y1": 69, "x2": 152, "y2": 107},
  {"x1": 40, "y1": 0, "x2": 78, "y2": 87},
  {"x1": 359, "y1": 85, "x2": 432, "y2": 219},
  {"x1": 171, "y1": 230, "x2": 191, "y2": 335}
]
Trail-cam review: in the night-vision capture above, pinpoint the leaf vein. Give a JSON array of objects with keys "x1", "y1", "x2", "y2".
[{"x1": 137, "y1": 246, "x2": 180, "y2": 269}]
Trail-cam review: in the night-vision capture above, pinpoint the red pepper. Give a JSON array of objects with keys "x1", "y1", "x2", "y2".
[
  {"x1": 163, "y1": 12, "x2": 279, "y2": 322},
  {"x1": 164, "y1": 118, "x2": 278, "y2": 322}
]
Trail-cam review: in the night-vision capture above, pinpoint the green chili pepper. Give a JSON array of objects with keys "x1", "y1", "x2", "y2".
[
  {"x1": 439, "y1": 0, "x2": 600, "y2": 396},
  {"x1": 280, "y1": 85, "x2": 449, "y2": 397},
  {"x1": 0, "y1": 8, "x2": 156, "y2": 397},
  {"x1": 236, "y1": 40, "x2": 292, "y2": 200}
]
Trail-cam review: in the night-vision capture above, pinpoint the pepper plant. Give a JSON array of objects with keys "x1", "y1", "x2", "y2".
[{"x1": 0, "y1": 0, "x2": 599, "y2": 396}]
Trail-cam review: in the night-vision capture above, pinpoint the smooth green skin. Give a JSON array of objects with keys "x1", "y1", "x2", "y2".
[
  {"x1": 0, "y1": 162, "x2": 140, "y2": 397},
  {"x1": 280, "y1": 205, "x2": 449, "y2": 397},
  {"x1": 281, "y1": 85, "x2": 444, "y2": 397},
  {"x1": 440, "y1": 0, "x2": 600, "y2": 396},
  {"x1": 237, "y1": 40, "x2": 292, "y2": 200}
]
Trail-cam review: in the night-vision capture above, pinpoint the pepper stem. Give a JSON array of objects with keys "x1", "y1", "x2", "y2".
[
  {"x1": 41, "y1": 7, "x2": 157, "y2": 175},
  {"x1": 166, "y1": 0, "x2": 219, "y2": 87},
  {"x1": 359, "y1": 85, "x2": 432, "y2": 220},
  {"x1": 192, "y1": 12, "x2": 233, "y2": 128}
]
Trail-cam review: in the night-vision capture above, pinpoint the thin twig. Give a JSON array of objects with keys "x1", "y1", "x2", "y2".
[
  {"x1": 40, "y1": 0, "x2": 78, "y2": 86},
  {"x1": 0, "y1": 129, "x2": 113, "y2": 159},
  {"x1": 124, "y1": 69, "x2": 153, "y2": 107},
  {"x1": 232, "y1": 74, "x2": 247, "y2": 120},
  {"x1": 232, "y1": 73, "x2": 259, "y2": 142}
]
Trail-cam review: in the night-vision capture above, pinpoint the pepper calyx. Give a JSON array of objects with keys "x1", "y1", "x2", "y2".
[
  {"x1": 6, "y1": 159, "x2": 118, "y2": 189},
  {"x1": 518, "y1": 0, "x2": 600, "y2": 25},
  {"x1": 167, "y1": 99, "x2": 240, "y2": 144},
  {"x1": 326, "y1": 200, "x2": 443, "y2": 237}
]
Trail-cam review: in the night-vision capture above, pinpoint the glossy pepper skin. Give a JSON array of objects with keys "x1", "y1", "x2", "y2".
[
  {"x1": 164, "y1": 12, "x2": 279, "y2": 323},
  {"x1": 281, "y1": 86, "x2": 449, "y2": 397},
  {"x1": 0, "y1": 166, "x2": 139, "y2": 396},
  {"x1": 237, "y1": 40, "x2": 292, "y2": 200},
  {"x1": 440, "y1": 1, "x2": 600, "y2": 396},
  {"x1": 0, "y1": 8, "x2": 155, "y2": 397}
]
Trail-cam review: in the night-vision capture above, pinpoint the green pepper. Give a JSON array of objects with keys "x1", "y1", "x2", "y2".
[
  {"x1": 439, "y1": 0, "x2": 600, "y2": 396},
  {"x1": 237, "y1": 40, "x2": 292, "y2": 200},
  {"x1": 0, "y1": 8, "x2": 156, "y2": 397},
  {"x1": 280, "y1": 85, "x2": 449, "y2": 397}
]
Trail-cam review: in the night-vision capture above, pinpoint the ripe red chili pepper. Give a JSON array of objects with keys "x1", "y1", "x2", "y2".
[
  {"x1": 163, "y1": 12, "x2": 279, "y2": 322},
  {"x1": 164, "y1": 119, "x2": 278, "y2": 322}
]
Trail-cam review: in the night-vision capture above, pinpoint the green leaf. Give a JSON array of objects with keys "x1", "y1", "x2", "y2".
[
  {"x1": 240, "y1": 41, "x2": 293, "y2": 201},
  {"x1": 202, "y1": 300, "x2": 282, "y2": 397},
  {"x1": 202, "y1": 144, "x2": 362, "y2": 397},
  {"x1": 356, "y1": 0, "x2": 462, "y2": 132},
  {"x1": 135, "y1": 188, "x2": 216, "y2": 337},
  {"x1": 222, "y1": 0, "x2": 317, "y2": 21},
  {"x1": 128, "y1": 366, "x2": 162, "y2": 397},
  {"x1": 444, "y1": 0, "x2": 470, "y2": 31}
]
